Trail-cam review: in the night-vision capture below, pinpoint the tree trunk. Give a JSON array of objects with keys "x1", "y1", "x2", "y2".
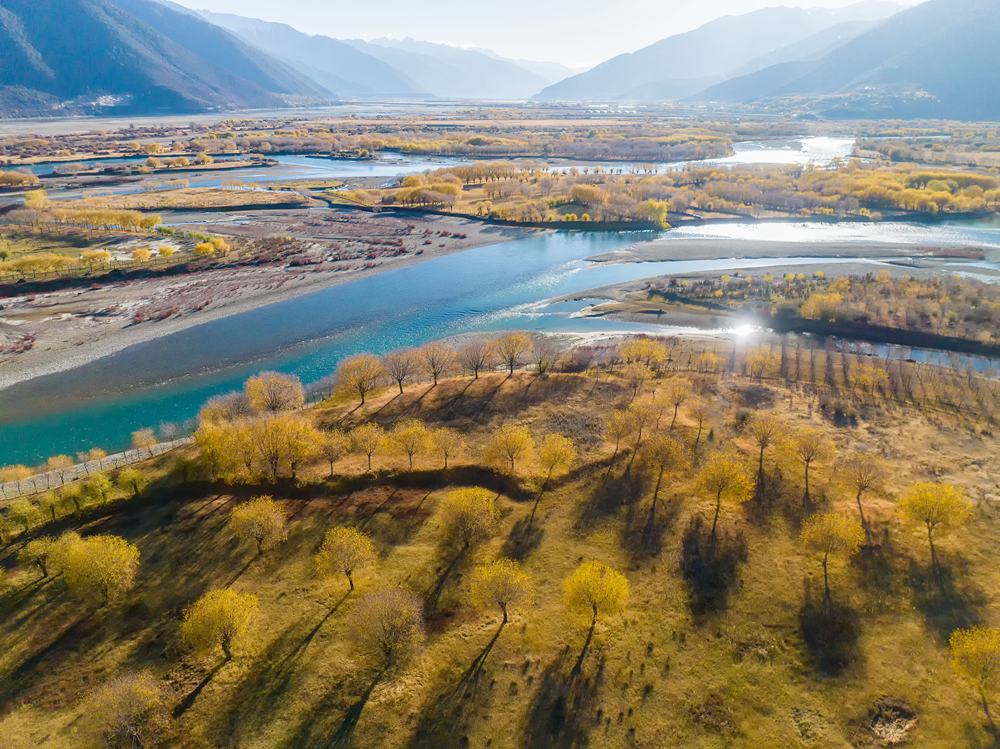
[
  {"x1": 855, "y1": 489, "x2": 868, "y2": 536},
  {"x1": 802, "y1": 460, "x2": 812, "y2": 509},
  {"x1": 670, "y1": 404, "x2": 679, "y2": 430},
  {"x1": 695, "y1": 420, "x2": 704, "y2": 448},
  {"x1": 928, "y1": 524, "x2": 940, "y2": 584},
  {"x1": 572, "y1": 605, "x2": 599, "y2": 677},
  {"x1": 822, "y1": 552, "x2": 830, "y2": 608},
  {"x1": 529, "y1": 469, "x2": 553, "y2": 526},
  {"x1": 710, "y1": 490, "x2": 722, "y2": 549},
  {"x1": 347, "y1": 571, "x2": 355, "y2": 592}
]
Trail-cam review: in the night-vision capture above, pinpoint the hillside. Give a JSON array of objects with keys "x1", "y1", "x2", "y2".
[
  {"x1": 1, "y1": 335, "x2": 999, "y2": 747},
  {"x1": 694, "y1": 0, "x2": 1000, "y2": 119},
  {"x1": 0, "y1": 0, "x2": 327, "y2": 116},
  {"x1": 533, "y1": 2, "x2": 899, "y2": 102},
  {"x1": 202, "y1": 12, "x2": 423, "y2": 98},
  {"x1": 350, "y1": 38, "x2": 551, "y2": 100}
]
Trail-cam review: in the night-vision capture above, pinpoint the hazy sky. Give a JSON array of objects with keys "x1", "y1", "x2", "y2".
[{"x1": 176, "y1": 0, "x2": 922, "y2": 68}]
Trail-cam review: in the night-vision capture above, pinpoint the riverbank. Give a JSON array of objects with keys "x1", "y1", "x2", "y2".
[{"x1": 0, "y1": 213, "x2": 535, "y2": 391}]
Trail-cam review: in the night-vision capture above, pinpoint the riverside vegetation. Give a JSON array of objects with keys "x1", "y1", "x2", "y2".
[{"x1": 0, "y1": 332, "x2": 999, "y2": 748}]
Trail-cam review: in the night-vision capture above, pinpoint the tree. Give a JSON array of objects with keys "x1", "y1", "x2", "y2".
[
  {"x1": 320, "y1": 429, "x2": 350, "y2": 479},
  {"x1": 244, "y1": 371, "x2": 305, "y2": 413},
  {"x1": 8, "y1": 498, "x2": 37, "y2": 534},
  {"x1": 838, "y1": 452, "x2": 887, "y2": 534},
  {"x1": 419, "y1": 342, "x2": 456, "y2": 386},
  {"x1": 80, "y1": 671, "x2": 167, "y2": 749},
  {"x1": 130, "y1": 428, "x2": 157, "y2": 455},
  {"x1": 180, "y1": 588, "x2": 259, "y2": 661},
  {"x1": 483, "y1": 423, "x2": 535, "y2": 476},
  {"x1": 800, "y1": 513, "x2": 864, "y2": 605},
  {"x1": 39, "y1": 490, "x2": 62, "y2": 522},
  {"x1": 116, "y1": 468, "x2": 147, "y2": 499},
  {"x1": 245, "y1": 413, "x2": 320, "y2": 482},
  {"x1": 622, "y1": 362, "x2": 653, "y2": 400},
  {"x1": 431, "y1": 427, "x2": 464, "y2": 470},
  {"x1": 469, "y1": 558, "x2": 533, "y2": 628},
  {"x1": 351, "y1": 587, "x2": 425, "y2": 673},
  {"x1": 689, "y1": 400, "x2": 711, "y2": 449},
  {"x1": 530, "y1": 434, "x2": 577, "y2": 524},
  {"x1": 662, "y1": 380, "x2": 690, "y2": 430},
  {"x1": 382, "y1": 349, "x2": 418, "y2": 394},
  {"x1": 458, "y1": 338, "x2": 494, "y2": 379},
  {"x1": 640, "y1": 434, "x2": 687, "y2": 524},
  {"x1": 788, "y1": 428, "x2": 835, "y2": 509},
  {"x1": 53, "y1": 533, "x2": 140, "y2": 606},
  {"x1": 390, "y1": 419, "x2": 432, "y2": 470},
  {"x1": 495, "y1": 332, "x2": 532, "y2": 376},
  {"x1": 618, "y1": 337, "x2": 668, "y2": 368},
  {"x1": 82, "y1": 473, "x2": 113, "y2": 505},
  {"x1": 745, "y1": 413, "x2": 782, "y2": 495},
  {"x1": 531, "y1": 338, "x2": 560, "y2": 376},
  {"x1": 351, "y1": 422, "x2": 385, "y2": 472},
  {"x1": 440, "y1": 488, "x2": 500, "y2": 551},
  {"x1": 229, "y1": 496, "x2": 287, "y2": 556},
  {"x1": 898, "y1": 482, "x2": 971, "y2": 581},
  {"x1": 696, "y1": 452, "x2": 753, "y2": 547},
  {"x1": 604, "y1": 409, "x2": 632, "y2": 463},
  {"x1": 336, "y1": 354, "x2": 385, "y2": 405},
  {"x1": 563, "y1": 561, "x2": 629, "y2": 671},
  {"x1": 18, "y1": 536, "x2": 55, "y2": 578},
  {"x1": 950, "y1": 626, "x2": 1000, "y2": 724},
  {"x1": 315, "y1": 526, "x2": 377, "y2": 593}
]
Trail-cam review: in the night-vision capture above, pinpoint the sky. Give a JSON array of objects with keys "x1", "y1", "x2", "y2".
[{"x1": 175, "y1": 0, "x2": 923, "y2": 68}]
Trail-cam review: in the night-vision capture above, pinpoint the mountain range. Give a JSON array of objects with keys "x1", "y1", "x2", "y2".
[
  {"x1": 1, "y1": 0, "x2": 999, "y2": 120},
  {"x1": 691, "y1": 0, "x2": 1000, "y2": 120},
  {"x1": 534, "y1": 2, "x2": 901, "y2": 102}
]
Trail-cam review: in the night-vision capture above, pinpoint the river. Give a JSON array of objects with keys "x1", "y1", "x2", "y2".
[{"x1": 2, "y1": 217, "x2": 1000, "y2": 464}]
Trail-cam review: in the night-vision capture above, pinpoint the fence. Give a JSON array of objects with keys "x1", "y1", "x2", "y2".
[{"x1": 0, "y1": 438, "x2": 190, "y2": 504}]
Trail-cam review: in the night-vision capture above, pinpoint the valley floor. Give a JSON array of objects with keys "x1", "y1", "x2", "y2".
[{"x1": 0, "y1": 212, "x2": 530, "y2": 390}]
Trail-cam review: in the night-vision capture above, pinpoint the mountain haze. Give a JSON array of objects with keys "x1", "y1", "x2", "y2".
[
  {"x1": 534, "y1": 2, "x2": 901, "y2": 102},
  {"x1": 693, "y1": 0, "x2": 1000, "y2": 119},
  {"x1": 348, "y1": 38, "x2": 551, "y2": 100},
  {"x1": 202, "y1": 12, "x2": 423, "y2": 98}
]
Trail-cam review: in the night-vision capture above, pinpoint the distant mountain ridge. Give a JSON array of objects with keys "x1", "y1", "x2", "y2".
[
  {"x1": 0, "y1": 0, "x2": 327, "y2": 116},
  {"x1": 534, "y1": 2, "x2": 902, "y2": 102},
  {"x1": 201, "y1": 12, "x2": 423, "y2": 98},
  {"x1": 690, "y1": 0, "x2": 1000, "y2": 119}
]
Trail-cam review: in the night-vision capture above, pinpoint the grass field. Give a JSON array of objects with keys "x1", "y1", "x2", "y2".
[{"x1": 1, "y1": 368, "x2": 998, "y2": 748}]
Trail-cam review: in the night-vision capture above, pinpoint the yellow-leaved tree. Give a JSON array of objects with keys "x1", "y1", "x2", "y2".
[
  {"x1": 949, "y1": 626, "x2": 1000, "y2": 723},
  {"x1": 51, "y1": 532, "x2": 140, "y2": 606},
  {"x1": 180, "y1": 588, "x2": 259, "y2": 661},
  {"x1": 800, "y1": 513, "x2": 864, "y2": 606},
  {"x1": 483, "y1": 423, "x2": 535, "y2": 476},
  {"x1": 315, "y1": 526, "x2": 377, "y2": 593},
  {"x1": 696, "y1": 451, "x2": 753, "y2": 548},
  {"x1": 898, "y1": 482, "x2": 971, "y2": 583},
  {"x1": 563, "y1": 561, "x2": 629, "y2": 673},
  {"x1": 530, "y1": 433, "x2": 577, "y2": 524},
  {"x1": 229, "y1": 496, "x2": 287, "y2": 556}
]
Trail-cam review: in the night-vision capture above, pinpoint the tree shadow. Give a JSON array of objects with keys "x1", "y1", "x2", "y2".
[
  {"x1": 907, "y1": 557, "x2": 986, "y2": 643},
  {"x1": 0, "y1": 611, "x2": 95, "y2": 708},
  {"x1": 575, "y1": 470, "x2": 645, "y2": 532},
  {"x1": 522, "y1": 647, "x2": 605, "y2": 749},
  {"x1": 623, "y1": 494, "x2": 680, "y2": 561},
  {"x1": 424, "y1": 547, "x2": 470, "y2": 616},
  {"x1": 222, "y1": 598, "x2": 346, "y2": 742},
  {"x1": 408, "y1": 626, "x2": 505, "y2": 748},
  {"x1": 502, "y1": 516, "x2": 544, "y2": 561},
  {"x1": 798, "y1": 584, "x2": 862, "y2": 677},
  {"x1": 678, "y1": 515, "x2": 747, "y2": 621},
  {"x1": 173, "y1": 659, "x2": 226, "y2": 718}
]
